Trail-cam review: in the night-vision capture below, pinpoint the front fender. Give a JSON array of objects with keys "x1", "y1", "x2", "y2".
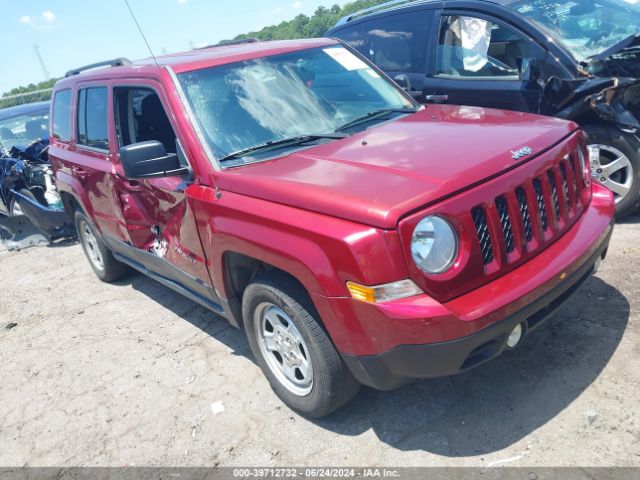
[
  {"x1": 187, "y1": 185, "x2": 409, "y2": 354},
  {"x1": 188, "y1": 185, "x2": 409, "y2": 299}
]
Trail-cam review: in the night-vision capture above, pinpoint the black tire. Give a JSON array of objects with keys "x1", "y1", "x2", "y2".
[
  {"x1": 74, "y1": 210, "x2": 130, "y2": 283},
  {"x1": 243, "y1": 271, "x2": 360, "y2": 418},
  {"x1": 583, "y1": 124, "x2": 640, "y2": 220}
]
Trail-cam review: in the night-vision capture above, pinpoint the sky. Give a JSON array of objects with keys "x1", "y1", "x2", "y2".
[{"x1": 0, "y1": 0, "x2": 351, "y2": 94}]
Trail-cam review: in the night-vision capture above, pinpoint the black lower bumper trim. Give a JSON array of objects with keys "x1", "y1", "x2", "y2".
[{"x1": 342, "y1": 225, "x2": 613, "y2": 391}]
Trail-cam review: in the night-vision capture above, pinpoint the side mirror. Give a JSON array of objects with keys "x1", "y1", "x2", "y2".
[
  {"x1": 394, "y1": 74, "x2": 412, "y2": 93},
  {"x1": 518, "y1": 58, "x2": 542, "y2": 84},
  {"x1": 119, "y1": 140, "x2": 189, "y2": 179}
]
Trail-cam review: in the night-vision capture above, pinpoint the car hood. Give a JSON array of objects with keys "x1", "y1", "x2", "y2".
[{"x1": 218, "y1": 105, "x2": 577, "y2": 229}]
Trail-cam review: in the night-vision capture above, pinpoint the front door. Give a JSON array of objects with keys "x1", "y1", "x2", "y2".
[
  {"x1": 422, "y1": 11, "x2": 546, "y2": 113},
  {"x1": 108, "y1": 83, "x2": 219, "y2": 309}
]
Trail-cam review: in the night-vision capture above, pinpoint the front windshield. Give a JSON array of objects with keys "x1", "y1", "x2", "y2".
[
  {"x1": 0, "y1": 108, "x2": 49, "y2": 153},
  {"x1": 177, "y1": 45, "x2": 414, "y2": 162},
  {"x1": 510, "y1": 0, "x2": 640, "y2": 62}
]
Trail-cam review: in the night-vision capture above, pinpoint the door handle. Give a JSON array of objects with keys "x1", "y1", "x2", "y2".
[
  {"x1": 71, "y1": 166, "x2": 87, "y2": 181},
  {"x1": 116, "y1": 176, "x2": 145, "y2": 192},
  {"x1": 425, "y1": 94, "x2": 449, "y2": 104}
]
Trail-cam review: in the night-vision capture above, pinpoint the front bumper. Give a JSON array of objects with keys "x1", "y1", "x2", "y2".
[
  {"x1": 342, "y1": 227, "x2": 611, "y2": 390},
  {"x1": 334, "y1": 184, "x2": 615, "y2": 390}
]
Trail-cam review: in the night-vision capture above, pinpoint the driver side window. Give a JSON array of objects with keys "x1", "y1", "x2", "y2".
[
  {"x1": 113, "y1": 87, "x2": 177, "y2": 154},
  {"x1": 436, "y1": 15, "x2": 534, "y2": 79}
]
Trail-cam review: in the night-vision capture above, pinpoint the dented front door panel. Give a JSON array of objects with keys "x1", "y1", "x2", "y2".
[{"x1": 112, "y1": 173, "x2": 217, "y2": 303}]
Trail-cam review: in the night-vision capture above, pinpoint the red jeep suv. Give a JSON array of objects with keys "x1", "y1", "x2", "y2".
[{"x1": 49, "y1": 39, "x2": 615, "y2": 417}]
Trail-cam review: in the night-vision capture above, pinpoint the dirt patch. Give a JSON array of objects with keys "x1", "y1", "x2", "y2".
[{"x1": 0, "y1": 214, "x2": 638, "y2": 466}]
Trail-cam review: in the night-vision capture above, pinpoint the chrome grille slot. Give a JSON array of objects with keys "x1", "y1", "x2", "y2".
[
  {"x1": 559, "y1": 161, "x2": 571, "y2": 210},
  {"x1": 547, "y1": 170, "x2": 561, "y2": 221},
  {"x1": 472, "y1": 206, "x2": 494, "y2": 265},
  {"x1": 516, "y1": 187, "x2": 534, "y2": 243},
  {"x1": 533, "y1": 178, "x2": 549, "y2": 231},
  {"x1": 495, "y1": 196, "x2": 516, "y2": 254}
]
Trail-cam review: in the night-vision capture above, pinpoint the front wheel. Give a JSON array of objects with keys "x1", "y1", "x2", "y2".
[
  {"x1": 243, "y1": 272, "x2": 360, "y2": 418},
  {"x1": 583, "y1": 125, "x2": 640, "y2": 220}
]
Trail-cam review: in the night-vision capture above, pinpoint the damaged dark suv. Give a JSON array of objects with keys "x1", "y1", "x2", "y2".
[
  {"x1": 0, "y1": 101, "x2": 73, "y2": 241},
  {"x1": 327, "y1": 0, "x2": 640, "y2": 218}
]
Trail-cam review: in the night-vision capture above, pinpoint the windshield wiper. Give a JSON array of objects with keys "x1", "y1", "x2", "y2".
[
  {"x1": 335, "y1": 107, "x2": 418, "y2": 132},
  {"x1": 219, "y1": 133, "x2": 348, "y2": 162}
]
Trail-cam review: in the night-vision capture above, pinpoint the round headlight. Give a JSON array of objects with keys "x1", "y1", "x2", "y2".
[{"x1": 411, "y1": 216, "x2": 458, "y2": 274}]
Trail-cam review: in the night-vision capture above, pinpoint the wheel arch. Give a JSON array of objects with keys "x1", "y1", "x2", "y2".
[{"x1": 220, "y1": 251, "x2": 322, "y2": 330}]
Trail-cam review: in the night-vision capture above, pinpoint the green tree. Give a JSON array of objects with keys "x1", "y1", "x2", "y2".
[
  {"x1": 0, "y1": 78, "x2": 58, "y2": 109},
  {"x1": 3, "y1": 0, "x2": 391, "y2": 104},
  {"x1": 231, "y1": 0, "x2": 388, "y2": 42}
]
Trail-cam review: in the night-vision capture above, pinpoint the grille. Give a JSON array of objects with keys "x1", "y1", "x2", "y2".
[
  {"x1": 533, "y1": 178, "x2": 549, "y2": 231},
  {"x1": 470, "y1": 153, "x2": 584, "y2": 272},
  {"x1": 547, "y1": 170, "x2": 561, "y2": 220},
  {"x1": 516, "y1": 187, "x2": 534, "y2": 242},
  {"x1": 559, "y1": 161, "x2": 571, "y2": 207},
  {"x1": 567, "y1": 153, "x2": 579, "y2": 191},
  {"x1": 472, "y1": 207, "x2": 494, "y2": 265},
  {"x1": 495, "y1": 196, "x2": 515, "y2": 253}
]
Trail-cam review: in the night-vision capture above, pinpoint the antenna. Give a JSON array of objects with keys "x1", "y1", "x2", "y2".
[
  {"x1": 33, "y1": 44, "x2": 51, "y2": 80},
  {"x1": 122, "y1": 0, "x2": 161, "y2": 69}
]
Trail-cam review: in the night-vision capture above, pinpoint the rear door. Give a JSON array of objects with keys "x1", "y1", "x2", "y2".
[
  {"x1": 332, "y1": 9, "x2": 435, "y2": 102},
  {"x1": 421, "y1": 11, "x2": 546, "y2": 112},
  {"x1": 49, "y1": 83, "x2": 129, "y2": 241}
]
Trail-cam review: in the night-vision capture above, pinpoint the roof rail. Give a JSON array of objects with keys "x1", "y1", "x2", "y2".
[
  {"x1": 65, "y1": 58, "x2": 132, "y2": 78},
  {"x1": 196, "y1": 38, "x2": 260, "y2": 50},
  {"x1": 334, "y1": 0, "x2": 422, "y2": 27}
]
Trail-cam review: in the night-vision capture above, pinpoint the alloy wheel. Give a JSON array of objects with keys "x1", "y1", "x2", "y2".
[
  {"x1": 589, "y1": 144, "x2": 634, "y2": 204},
  {"x1": 80, "y1": 220, "x2": 104, "y2": 271},
  {"x1": 254, "y1": 302, "x2": 313, "y2": 396}
]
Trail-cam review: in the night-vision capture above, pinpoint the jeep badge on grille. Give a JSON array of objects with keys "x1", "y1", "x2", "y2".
[{"x1": 512, "y1": 146, "x2": 533, "y2": 160}]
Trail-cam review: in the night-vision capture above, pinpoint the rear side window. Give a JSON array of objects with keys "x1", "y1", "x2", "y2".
[
  {"x1": 77, "y1": 87, "x2": 109, "y2": 150},
  {"x1": 52, "y1": 89, "x2": 72, "y2": 141},
  {"x1": 334, "y1": 11, "x2": 432, "y2": 73}
]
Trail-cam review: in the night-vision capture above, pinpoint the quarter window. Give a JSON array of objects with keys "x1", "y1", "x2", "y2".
[
  {"x1": 52, "y1": 89, "x2": 72, "y2": 141},
  {"x1": 436, "y1": 15, "x2": 535, "y2": 79},
  {"x1": 77, "y1": 87, "x2": 109, "y2": 150}
]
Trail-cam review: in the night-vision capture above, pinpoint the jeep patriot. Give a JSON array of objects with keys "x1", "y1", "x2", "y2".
[{"x1": 49, "y1": 39, "x2": 615, "y2": 417}]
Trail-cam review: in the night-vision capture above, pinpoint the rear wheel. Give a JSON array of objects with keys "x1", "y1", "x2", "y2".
[
  {"x1": 74, "y1": 210, "x2": 129, "y2": 283},
  {"x1": 243, "y1": 271, "x2": 360, "y2": 418},
  {"x1": 583, "y1": 125, "x2": 640, "y2": 219}
]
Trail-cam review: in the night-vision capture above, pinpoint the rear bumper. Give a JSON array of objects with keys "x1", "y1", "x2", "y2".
[{"x1": 334, "y1": 184, "x2": 615, "y2": 390}]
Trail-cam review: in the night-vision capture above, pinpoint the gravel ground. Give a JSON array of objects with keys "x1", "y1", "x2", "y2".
[{"x1": 0, "y1": 213, "x2": 638, "y2": 467}]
